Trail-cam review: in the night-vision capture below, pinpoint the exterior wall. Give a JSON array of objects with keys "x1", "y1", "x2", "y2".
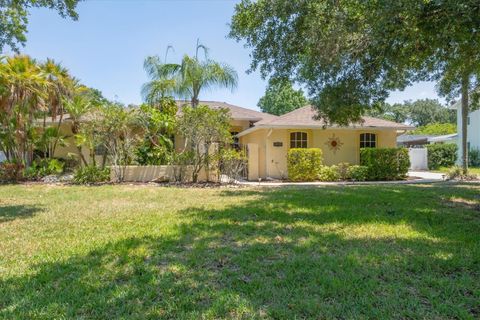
[
  {"x1": 53, "y1": 122, "x2": 104, "y2": 166},
  {"x1": 112, "y1": 165, "x2": 211, "y2": 183},
  {"x1": 456, "y1": 108, "x2": 480, "y2": 164},
  {"x1": 242, "y1": 128, "x2": 399, "y2": 180},
  {"x1": 239, "y1": 129, "x2": 267, "y2": 178}
]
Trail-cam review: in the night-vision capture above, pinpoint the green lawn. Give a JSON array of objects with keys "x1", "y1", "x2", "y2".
[
  {"x1": 1, "y1": 183, "x2": 479, "y2": 319},
  {"x1": 435, "y1": 166, "x2": 480, "y2": 176}
]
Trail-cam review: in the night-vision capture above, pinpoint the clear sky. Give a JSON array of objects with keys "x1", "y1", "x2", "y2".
[{"x1": 16, "y1": 0, "x2": 443, "y2": 111}]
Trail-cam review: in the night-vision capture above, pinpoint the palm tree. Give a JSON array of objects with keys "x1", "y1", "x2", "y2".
[
  {"x1": 64, "y1": 93, "x2": 93, "y2": 166},
  {"x1": 0, "y1": 55, "x2": 49, "y2": 164},
  {"x1": 142, "y1": 55, "x2": 177, "y2": 105},
  {"x1": 142, "y1": 42, "x2": 238, "y2": 107},
  {"x1": 40, "y1": 58, "x2": 77, "y2": 155}
]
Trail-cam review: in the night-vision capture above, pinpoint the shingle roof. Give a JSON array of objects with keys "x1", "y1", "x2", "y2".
[
  {"x1": 255, "y1": 105, "x2": 413, "y2": 129},
  {"x1": 176, "y1": 100, "x2": 277, "y2": 122}
]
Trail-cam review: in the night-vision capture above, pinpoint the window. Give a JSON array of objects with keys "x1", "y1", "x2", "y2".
[
  {"x1": 468, "y1": 117, "x2": 471, "y2": 125},
  {"x1": 290, "y1": 132, "x2": 307, "y2": 148},
  {"x1": 360, "y1": 133, "x2": 376, "y2": 148}
]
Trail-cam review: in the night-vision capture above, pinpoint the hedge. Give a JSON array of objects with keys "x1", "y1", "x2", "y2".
[
  {"x1": 426, "y1": 143, "x2": 457, "y2": 170},
  {"x1": 287, "y1": 148, "x2": 323, "y2": 181},
  {"x1": 360, "y1": 148, "x2": 410, "y2": 180}
]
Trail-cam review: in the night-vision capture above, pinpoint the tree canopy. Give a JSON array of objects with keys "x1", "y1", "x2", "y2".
[
  {"x1": 230, "y1": 0, "x2": 480, "y2": 171},
  {"x1": 0, "y1": 0, "x2": 81, "y2": 52},
  {"x1": 367, "y1": 99, "x2": 455, "y2": 126},
  {"x1": 258, "y1": 78, "x2": 307, "y2": 115},
  {"x1": 411, "y1": 123, "x2": 457, "y2": 136}
]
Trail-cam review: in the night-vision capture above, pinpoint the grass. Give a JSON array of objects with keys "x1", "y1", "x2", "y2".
[
  {"x1": 435, "y1": 166, "x2": 480, "y2": 175},
  {"x1": 0, "y1": 183, "x2": 479, "y2": 319}
]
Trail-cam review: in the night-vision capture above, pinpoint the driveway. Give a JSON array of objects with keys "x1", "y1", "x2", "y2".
[{"x1": 408, "y1": 171, "x2": 445, "y2": 181}]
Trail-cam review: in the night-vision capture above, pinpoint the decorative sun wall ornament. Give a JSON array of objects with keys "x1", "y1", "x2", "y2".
[{"x1": 325, "y1": 134, "x2": 344, "y2": 154}]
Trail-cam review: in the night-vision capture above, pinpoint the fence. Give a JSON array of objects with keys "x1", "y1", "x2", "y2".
[{"x1": 408, "y1": 148, "x2": 428, "y2": 170}]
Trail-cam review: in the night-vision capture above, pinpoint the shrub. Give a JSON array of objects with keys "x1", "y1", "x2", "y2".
[
  {"x1": 347, "y1": 165, "x2": 369, "y2": 181},
  {"x1": 426, "y1": 143, "x2": 457, "y2": 170},
  {"x1": 219, "y1": 149, "x2": 247, "y2": 183},
  {"x1": 469, "y1": 148, "x2": 480, "y2": 167},
  {"x1": 336, "y1": 162, "x2": 350, "y2": 180},
  {"x1": 446, "y1": 166, "x2": 478, "y2": 181},
  {"x1": 287, "y1": 148, "x2": 323, "y2": 181},
  {"x1": 318, "y1": 165, "x2": 340, "y2": 182},
  {"x1": 360, "y1": 148, "x2": 410, "y2": 180},
  {"x1": 0, "y1": 161, "x2": 24, "y2": 182},
  {"x1": 73, "y1": 166, "x2": 110, "y2": 184},
  {"x1": 24, "y1": 159, "x2": 64, "y2": 180}
]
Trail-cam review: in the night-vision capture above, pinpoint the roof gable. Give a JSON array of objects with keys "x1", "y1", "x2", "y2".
[
  {"x1": 176, "y1": 100, "x2": 277, "y2": 122},
  {"x1": 254, "y1": 105, "x2": 413, "y2": 129}
]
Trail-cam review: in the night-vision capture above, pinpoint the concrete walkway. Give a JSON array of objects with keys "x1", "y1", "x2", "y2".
[
  {"x1": 237, "y1": 171, "x2": 445, "y2": 187},
  {"x1": 408, "y1": 171, "x2": 445, "y2": 181}
]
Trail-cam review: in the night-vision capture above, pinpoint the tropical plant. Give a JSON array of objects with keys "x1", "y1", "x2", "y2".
[
  {"x1": 0, "y1": 55, "x2": 49, "y2": 165},
  {"x1": 135, "y1": 99, "x2": 177, "y2": 165},
  {"x1": 73, "y1": 165, "x2": 110, "y2": 184},
  {"x1": 176, "y1": 105, "x2": 232, "y2": 182},
  {"x1": 64, "y1": 93, "x2": 94, "y2": 165},
  {"x1": 35, "y1": 126, "x2": 68, "y2": 159},
  {"x1": 0, "y1": 55, "x2": 77, "y2": 166},
  {"x1": 24, "y1": 158, "x2": 64, "y2": 180},
  {"x1": 143, "y1": 43, "x2": 238, "y2": 107},
  {"x1": 100, "y1": 103, "x2": 143, "y2": 182}
]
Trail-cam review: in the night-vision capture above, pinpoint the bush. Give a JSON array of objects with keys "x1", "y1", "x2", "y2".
[
  {"x1": 219, "y1": 149, "x2": 247, "y2": 183},
  {"x1": 360, "y1": 148, "x2": 410, "y2": 180},
  {"x1": 135, "y1": 142, "x2": 172, "y2": 165},
  {"x1": 336, "y1": 162, "x2": 350, "y2": 180},
  {"x1": 446, "y1": 166, "x2": 478, "y2": 181},
  {"x1": 318, "y1": 165, "x2": 340, "y2": 181},
  {"x1": 73, "y1": 166, "x2": 110, "y2": 184},
  {"x1": 0, "y1": 161, "x2": 24, "y2": 182},
  {"x1": 469, "y1": 148, "x2": 480, "y2": 167},
  {"x1": 426, "y1": 143, "x2": 457, "y2": 170},
  {"x1": 24, "y1": 158, "x2": 64, "y2": 180},
  {"x1": 347, "y1": 165, "x2": 369, "y2": 181},
  {"x1": 287, "y1": 148, "x2": 323, "y2": 181}
]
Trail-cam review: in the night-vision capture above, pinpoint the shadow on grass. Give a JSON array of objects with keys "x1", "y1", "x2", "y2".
[
  {"x1": 0, "y1": 184, "x2": 479, "y2": 318},
  {"x1": 0, "y1": 205, "x2": 43, "y2": 224}
]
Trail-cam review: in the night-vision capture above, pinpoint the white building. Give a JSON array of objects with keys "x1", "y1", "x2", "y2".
[{"x1": 451, "y1": 101, "x2": 480, "y2": 164}]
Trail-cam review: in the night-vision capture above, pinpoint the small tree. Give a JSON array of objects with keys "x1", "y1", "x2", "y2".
[
  {"x1": 177, "y1": 105, "x2": 232, "y2": 182},
  {"x1": 136, "y1": 98, "x2": 177, "y2": 165},
  {"x1": 100, "y1": 104, "x2": 142, "y2": 183}
]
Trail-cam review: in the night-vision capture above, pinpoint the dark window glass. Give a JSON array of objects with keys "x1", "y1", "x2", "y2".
[
  {"x1": 290, "y1": 132, "x2": 307, "y2": 148},
  {"x1": 360, "y1": 133, "x2": 377, "y2": 148}
]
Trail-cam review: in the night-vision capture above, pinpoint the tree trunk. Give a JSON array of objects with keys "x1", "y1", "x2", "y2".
[
  {"x1": 77, "y1": 146, "x2": 88, "y2": 166},
  {"x1": 461, "y1": 74, "x2": 469, "y2": 175}
]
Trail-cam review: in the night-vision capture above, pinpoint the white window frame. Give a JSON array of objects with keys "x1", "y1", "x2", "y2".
[
  {"x1": 290, "y1": 132, "x2": 308, "y2": 148},
  {"x1": 360, "y1": 133, "x2": 377, "y2": 148}
]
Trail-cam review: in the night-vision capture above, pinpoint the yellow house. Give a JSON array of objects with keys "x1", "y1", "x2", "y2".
[
  {"x1": 235, "y1": 105, "x2": 412, "y2": 180},
  {"x1": 49, "y1": 101, "x2": 412, "y2": 181}
]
